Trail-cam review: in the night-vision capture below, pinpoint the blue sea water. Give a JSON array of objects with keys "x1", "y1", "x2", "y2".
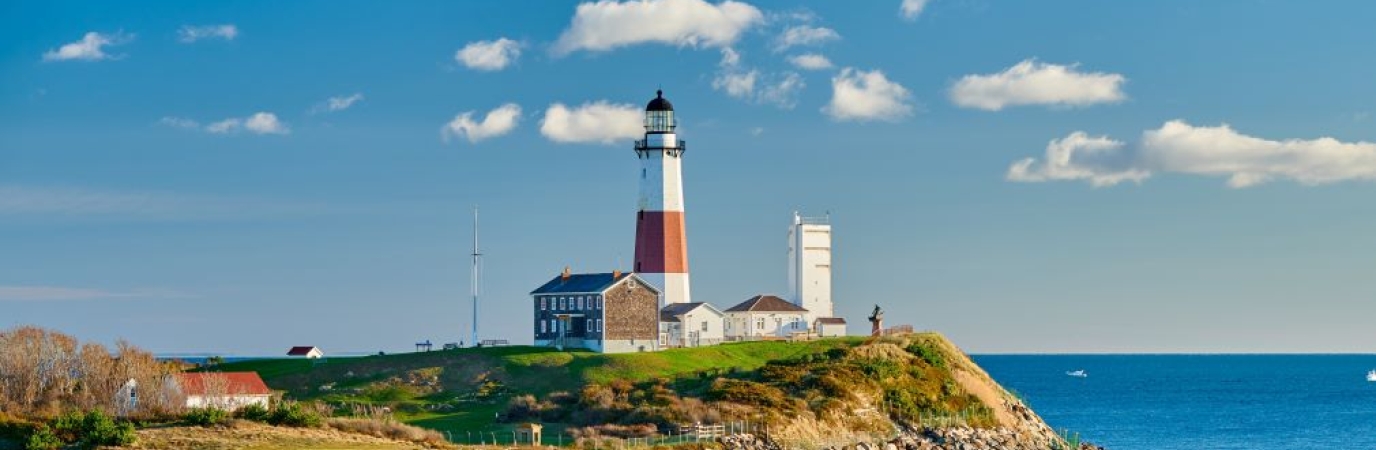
[{"x1": 973, "y1": 355, "x2": 1376, "y2": 450}]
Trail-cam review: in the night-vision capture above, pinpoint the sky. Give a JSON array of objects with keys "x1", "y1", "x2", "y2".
[{"x1": 4, "y1": 0, "x2": 1376, "y2": 355}]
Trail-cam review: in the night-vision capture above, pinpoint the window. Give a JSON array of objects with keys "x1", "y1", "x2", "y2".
[
  {"x1": 541, "y1": 320, "x2": 547, "y2": 334},
  {"x1": 597, "y1": 319, "x2": 603, "y2": 332},
  {"x1": 540, "y1": 297, "x2": 547, "y2": 310},
  {"x1": 587, "y1": 320, "x2": 593, "y2": 332},
  {"x1": 756, "y1": 318, "x2": 765, "y2": 330},
  {"x1": 578, "y1": 297, "x2": 584, "y2": 310},
  {"x1": 559, "y1": 298, "x2": 565, "y2": 310},
  {"x1": 701, "y1": 321, "x2": 709, "y2": 332}
]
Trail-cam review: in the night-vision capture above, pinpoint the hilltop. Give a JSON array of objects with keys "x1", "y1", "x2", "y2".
[{"x1": 213, "y1": 333, "x2": 1080, "y2": 449}]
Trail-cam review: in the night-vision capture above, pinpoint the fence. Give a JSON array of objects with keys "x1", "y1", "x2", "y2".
[{"x1": 443, "y1": 420, "x2": 784, "y2": 448}]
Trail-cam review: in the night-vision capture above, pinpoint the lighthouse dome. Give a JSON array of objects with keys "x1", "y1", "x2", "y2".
[{"x1": 646, "y1": 89, "x2": 673, "y2": 111}]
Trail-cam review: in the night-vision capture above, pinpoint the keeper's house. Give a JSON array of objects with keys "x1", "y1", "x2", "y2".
[{"x1": 531, "y1": 268, "x2": 661, "y2": 353}]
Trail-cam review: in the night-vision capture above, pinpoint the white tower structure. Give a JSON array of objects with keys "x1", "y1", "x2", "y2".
[
  {"x1": 788, "y1": 212, "x2": 832, "y2": 321},
  {"x1": 634, "y1": 90, "x2": 691, "y2": 306}
]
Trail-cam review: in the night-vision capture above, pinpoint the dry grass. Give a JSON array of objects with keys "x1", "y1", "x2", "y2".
[
  {"x1": 111, "y1": 420, "x2": 447, "y2": 450},
  {"x1": 326, "y1": 417, "x2": 452, "y2": 448}
]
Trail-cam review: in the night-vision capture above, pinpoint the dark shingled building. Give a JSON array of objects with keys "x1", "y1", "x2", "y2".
[{"x1": 531, "y1": 268, "x2": 661, "y2": 353}]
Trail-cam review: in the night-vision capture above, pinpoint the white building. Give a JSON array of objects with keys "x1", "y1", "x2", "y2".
[
  {"x1": 174, "y1": 372, "x2": 272, "y2": 411},
  {"x1": 789, "y1": 212, "x2": 837, "y2": 327},
  {"x1": 286, "y1": 346, "x2": 324, "y2": 359},
  {"x1": 723, "y1": 295, "x2": 810, "y2": 340},
  {"x1": 659, "y1": 302, "x2": 725, "y2": 348},
  {"x1": 814, "y1": 317, "x2": 848, "y2": 337}
]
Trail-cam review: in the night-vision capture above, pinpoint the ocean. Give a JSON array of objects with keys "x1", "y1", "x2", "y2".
[{"x1": 973, "y1": 355, "x2": 1376, "y2": 450}]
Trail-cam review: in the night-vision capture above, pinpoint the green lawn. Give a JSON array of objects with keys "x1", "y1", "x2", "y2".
[{"x1": 211, "y1": 338, "x2": 866, "y2": 439}]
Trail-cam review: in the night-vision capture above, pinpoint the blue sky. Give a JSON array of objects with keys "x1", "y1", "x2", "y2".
[{"x1": 4, "y1": 0, "x2": 1376, "y2": 354}]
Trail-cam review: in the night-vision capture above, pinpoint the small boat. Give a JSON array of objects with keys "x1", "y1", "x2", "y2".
[
  {"x1": 1066, "y1": 370, "x2": 1088, "y2": 378},
  {"x1": 1367, "y1": 370, "x2": 1376, "y2": 382}
]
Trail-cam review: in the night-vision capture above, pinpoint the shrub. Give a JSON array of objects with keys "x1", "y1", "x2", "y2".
[
  {"x1": 706, "y1": 379, "x2": 791, "y2": 411},
  {"x1": 24, "y1": 425, "x2": 61, "y2": 450},
  {"x1": 268, "y1": 402, "x2": 323, "y2": 428},
  {"x1": 81, "y1": 410, "x2": 136, "y2": 448},
  {"x1": 235, "y1": 403, "x2": 271, "y2": 422},
  {"x1": 907, "y1": 343, "x2": 946, "y2": 369},
  {"x1": 49, "y1": 411, "x2": 85, "y2": 443},
  {"x1": 182, "y1": 407, "x2": 231, "y2": 426}
]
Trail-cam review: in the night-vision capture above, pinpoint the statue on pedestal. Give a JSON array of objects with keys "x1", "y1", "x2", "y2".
[{"x1": 868, "y1": 304, "x2": 884, "y2": 337}]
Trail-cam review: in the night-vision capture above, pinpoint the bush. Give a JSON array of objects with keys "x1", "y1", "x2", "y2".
[
  {"x1": 268, "y1": 402, "x2": 323, "y2": 428},
  {"x1": 235, "y1": 403, "x2": 271, "y2": 422},
  {"x1": 183, "y1": 407, "x2": 231, "y2": 426},
  {"x1": 24, "y1": 425, "x2": 61, "y2": 450},
  {"x1": 81, "y1": 410, "x2": 136, "y2": 448},
  {"x1": 907, "y1": 343, "x2": 946, "y2": 369}
]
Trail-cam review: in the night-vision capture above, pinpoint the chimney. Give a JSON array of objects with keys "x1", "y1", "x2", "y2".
[
  {"x1": 562, "y1": 266, "x2": 571, "y2": 281},
  {"x1": 613, "y1": 269, "x2": 622, "y2": 279}
]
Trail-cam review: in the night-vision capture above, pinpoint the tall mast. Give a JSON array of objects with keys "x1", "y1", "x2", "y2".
[{"x1": 471, "y1": 207, "x2": 481, "y2": 347}]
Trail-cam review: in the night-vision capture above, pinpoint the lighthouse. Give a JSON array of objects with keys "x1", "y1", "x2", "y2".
[{"x1": 634, "y1": 90, "x2": 691, "y2": 306}]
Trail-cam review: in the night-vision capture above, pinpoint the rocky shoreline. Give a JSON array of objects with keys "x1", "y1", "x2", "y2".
[{"x1": 719, "y1": 428, "x2": 1106, "y2": 450}]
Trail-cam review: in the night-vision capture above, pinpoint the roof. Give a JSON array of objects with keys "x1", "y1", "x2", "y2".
[
  {"x1": 531, "y1": 272, "x2": 649, "y2": 295},
  {"x1": 646, "y1": 89, "x2": 673, "y2": 111},
  {"x1": 175, "y1": 372, "x2": 272, "y2": 396},
  {"x1": 724, "y1": 295, "x2": 809, "y2": 313},
  {"x1": 286, "y1": 346, "x2": 319, "y2": 355},
  {"x1": 815, "y1": 317, "x2": 847, "y2": 325},
  {"x1": 659, "y1": 302, "x2": 715, "y2": 322}
]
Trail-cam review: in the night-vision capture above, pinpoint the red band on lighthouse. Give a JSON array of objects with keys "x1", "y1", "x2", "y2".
[{"x1": 634, "y1": 211, "x2": 688, "y2": 273}]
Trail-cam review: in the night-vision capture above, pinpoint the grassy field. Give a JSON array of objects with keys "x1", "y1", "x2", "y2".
[{"x1": 213, "y1": 338, "x2": 866, "y2": 444}]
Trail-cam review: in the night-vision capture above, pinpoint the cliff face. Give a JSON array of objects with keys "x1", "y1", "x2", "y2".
[{"x1": 759, "y1": 333, "x2": 1067, "y2": 450}]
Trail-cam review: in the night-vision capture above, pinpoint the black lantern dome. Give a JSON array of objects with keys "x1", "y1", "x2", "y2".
[{"x1": 646, "y1": 89, "x2": 674, "y2": 112}]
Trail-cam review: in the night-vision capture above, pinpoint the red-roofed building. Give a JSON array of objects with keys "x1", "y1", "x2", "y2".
[{"x1": 175, "y1": 372, "x2": 272, "y2": 411}]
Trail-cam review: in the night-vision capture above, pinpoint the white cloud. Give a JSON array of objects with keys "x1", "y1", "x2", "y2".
[
  {"x1": 774, "y1": 25, "x2": 839, "y2": 51},
  {"x1": 718, "y1": 47, "x2": 741, "y2": 67},
  {"x1": 0, "y1": 286, "x2": 185, "y2": 302},
  {"x1": 205, "y1": 118, "x2": 242, "y2": 134},
  {"x1": 713, "y1": 70, "x2": 756, "y2": 98},
  {"x1": 455, "y1": 38, "x2": 522, "y2": 71},
  {"x1": 539, "y1": 101, "x2": 642, "y2": 144},
  {"x1": 42, "y1": 32, "x2": 131, "y2": 62},
  {"x1": 244, "y1": 112, "x2": 289, "y2": 134},
  {"x1": 1008, "y1": 121, "x2": 1376, "y2": 188},
  {"x1": 950, "y1": 59, "x2": 1127, "y2": 111},
  {"x1": 900, "y1": 0, "x2": 930, "y2": 20},
  {"x1": 177, "y1": 24, "x2": 238, "y2": 43},
  {"x1": 758, "y1": 73, "x2": 804, "y2": 108},
  {"x1": 713, "y1": 47, "x2": 803, "y2": 108},
  {"x1": 442, "y1": 103, "x2": 522, "y2": 143},
  {"x1": 788, "y1": 53, "x2": 833, "y2": 70},
  {"x1": 713, "y1": 69, "x2": 803, "y2": 108},
  {"x1": 312, "y1": 93, "x2": 364, "y2": 114},
  {"x1": 199, "y1": 112, "x2": 287, "y2": 134},
  {"x1": 823, "y1": 68, "x2": 914, "y2": 122},
  {"x1": 1006, "y1": 132, "x2": 1149, "y2": 187},
  {"x1": 553, "y1": 0, "x2": 763, "y2": 55},
  {"x1": 1142, "y1": 121, "x2": 1376, "y2": 188}
]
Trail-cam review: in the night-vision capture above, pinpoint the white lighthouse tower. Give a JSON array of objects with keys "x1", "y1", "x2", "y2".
[
  {"x1": 788, "y1": 211, "x2": 833, "y2": 321},
  {"x1": 634, "y1": 90, "x2": 691, "y2": 306}
]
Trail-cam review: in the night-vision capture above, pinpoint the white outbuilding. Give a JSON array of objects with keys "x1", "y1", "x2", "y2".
[
  {"x1": 659, "y1": 302, "x2": 725, "y2": 348},
  {"x1": 723, "y1": 295, "x2": 810, "y2": 340},
  {"x1": 174, "y1": 372, "x2": 272, "y2": 411}
]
